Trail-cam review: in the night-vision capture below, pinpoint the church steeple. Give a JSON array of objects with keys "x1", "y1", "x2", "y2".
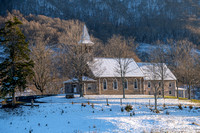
[{"x1": 78, "y1": 25, "x2": 94, "y2": 45}]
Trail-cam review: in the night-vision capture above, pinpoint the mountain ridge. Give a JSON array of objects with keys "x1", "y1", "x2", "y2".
[{"x1": 0, "y1": 0, "x2": 200, "y2": 44}]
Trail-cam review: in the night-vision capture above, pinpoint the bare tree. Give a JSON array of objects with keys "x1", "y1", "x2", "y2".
[
  {"x1": 145, "y1": 63, "x2": 162, "y2": 111},
  {"x1": 104, "y1": 35, "x2": 138, "y2": 98},
  {"x1": 31, "y1": 41, "x2": 53, "y2": 95},
  {"x1": 168, "y1": 40, "x2": 198, "y2": 99},
  {"x1": 150, "y1": 42, "x2": 169, "y2": 98}
]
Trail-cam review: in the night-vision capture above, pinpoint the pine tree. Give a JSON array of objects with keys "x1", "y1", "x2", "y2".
[{"x1": 0, "y1": 17, "x2": 34, "y2": 106}]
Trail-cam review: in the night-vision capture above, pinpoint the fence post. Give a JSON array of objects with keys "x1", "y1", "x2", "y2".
[
  {"x1": 106, "y1": 99, "x2": 108, "y2": 106},
  {"x1": 149, "y1": 100, "x2": 150, "y2": 106},
  {"x1": 120, "y1": 98, "x2": 122, "y2": 105}
]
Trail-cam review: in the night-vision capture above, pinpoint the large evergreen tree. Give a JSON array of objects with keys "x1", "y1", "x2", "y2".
[{"x1": 0, "y1": 17, "x2": 34, "y2": 105}]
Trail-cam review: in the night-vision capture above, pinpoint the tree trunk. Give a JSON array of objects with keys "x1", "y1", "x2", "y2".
[
  {"x1": 12, "y1": 89, "x2": 16, "y2": 106},
  {"x1": 188, "y1": 84, "x2": 191, "y2": 99},
  {"x1": 122, "y1": 78, "x2": 125, "y2": 99},
  {"x1": 162, "y1": 82, "x2": 164, "y2": 98},
  {"x1": 79, "y1": 83, "x2": 83, "y2": 97},
  {"x1": 176, "y1": 80, "x2": 179, "y2": 98},
  {"x1": 41, "y1": 90, "x2": 44, "y2": 95},
  {"x1": 154, "y1": 92, "x2": 157, "y2": 110}
]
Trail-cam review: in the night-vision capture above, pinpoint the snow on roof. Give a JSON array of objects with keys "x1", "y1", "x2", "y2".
[
  {"x1": 176, "y1": 87, "x2": 187, "y2": 91},
  {"x1": 137, "y1": 62, "x2": 176, "y2": 81},
  {"x1": 63, "y1": 76, "x2": 96, "y2": 84},
  {"x1": 78, "y1": 25, "x2": 94, "y2": 45},
  {"x1": 89, "y1": 58, "x2": 144, "y2": 78}
]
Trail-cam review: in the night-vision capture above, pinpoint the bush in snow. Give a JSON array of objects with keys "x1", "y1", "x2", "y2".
[
  {"x1": 87, "y1": 101, "x2": 90, "y2": 105},
  {"x1": 166, "y1": 111, "x2": 169, "y2": 115},
  {"x1": 178, "y1": 104, "x2": 183, "y2": 110},
  {"x1": 72, "y1": 101, "x2": 74, "y2": 105},
  {"x1": 61, "y1": 109, "x2": 64, "y2": 115},
  {"x1": 155, "y1": 109, "x2": 160, "y2": 113},
  {"x1": 81, "y1": 103, "x2": 86, "y2": 107},
  {"x1": 125, "y1": 104, "x2": 133, "y2": 112},
  {"x1": 163, "y1": 103, "x2": 166, "y2": 108},
  {"x1": 189, "y1": 105, "x2": 193, "y2": 110},
  {"x1": 130, "y1": 113, "x2": 133, "y2": 116},
  {"x1": 121, "y1": 107, "x2": 124, "y2": 112},
  {"x1": 132, "y1": 111, "x2": 135, "y2": 115},
  {"x1": 29, "y1": 129, "x2": 33, "y2": 133}
]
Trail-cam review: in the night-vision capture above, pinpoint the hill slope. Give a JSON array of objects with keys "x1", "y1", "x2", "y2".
[{"x1": 0, "y1": 0, "x2": 199, "y2": 44}]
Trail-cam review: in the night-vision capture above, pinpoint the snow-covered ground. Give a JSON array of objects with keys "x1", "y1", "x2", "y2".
[{"x1": 0, "y1": 95, "x2": 200, "y2": 133}]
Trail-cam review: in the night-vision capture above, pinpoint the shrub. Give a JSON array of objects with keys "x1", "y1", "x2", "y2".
[
  {"x1": 61, "y1": 109, "x2": 64, "y2": 115},
  {"x1": 87, "y1": 101, "x2": 90, "y2": 105},
  {"x1": 155, "y1": 109, "x2": 160, "y2": 113},
  {"x1": 81, "y1": 103, "x2": 86, "y2": 107},
  {"x1": 166, "y1": 111, "x2": 169, "y2": 115},
  {"x1": 130, "y1": 113, "x2": 133, "y2": 116},
  {"x1": 189, "y1": 105, "x2": 193, "y2": 110},
  {"x1": 71, "y1": 101, "x2": 74, "y2": 105},
  {"x1": 125, "y1": 104, "x2": 133, "y2": 112},
  {"x1": 121, "y1": 107, "x2": 124, "y2": 112},
  {"x1": 163, "y1": 103, "x2": 166, "y2": 108},
  {"x1": 132, "y1": 111, "x2": 135, "y2": 116},
  {"x1": 178, "y1": 104, "x2": 183, "y2": 110},
  {"x1": 110, "y1": 109, "x2": 112, "y2": 111}
]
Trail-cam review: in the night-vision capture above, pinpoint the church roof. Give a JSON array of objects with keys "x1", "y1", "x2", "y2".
[
  {"x1": 78, "y1": 25, "x2": 94, "y2": 45},
  {"x1": 137, "y1": 62, "x2": 176, "y2": 80},
  {"x1": 88, "y1": 58, "x2": 144, "y2": 78}
]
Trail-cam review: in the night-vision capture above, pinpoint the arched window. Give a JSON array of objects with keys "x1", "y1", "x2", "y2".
[
  {"x1": 124, "y1": 79, "x2": 128, "y2": 90},
  {"x1": 134, "y1": 79, "x2": 138, "y2": 89},
  {"x1": 113, "y1": 79, "x2": 118, "y2": 90},
  {"x1": 103, "y1": 79, "x2": 107, "y2": 90},
  {"x1": 169, "y1": 82, "x2": 172, "y2": 88},
  {"x1": 148, "y1": 81, "x2": 151, "y2": 88}
]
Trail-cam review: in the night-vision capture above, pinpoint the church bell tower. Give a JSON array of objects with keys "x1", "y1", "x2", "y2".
[{"x1": 78, "y1": 25, "x2": 94, "y2": 54}]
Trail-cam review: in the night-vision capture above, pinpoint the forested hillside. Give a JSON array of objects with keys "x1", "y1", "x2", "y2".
[{"x1": 0, "y1": 0, "x2": 199, "y2": 45}]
